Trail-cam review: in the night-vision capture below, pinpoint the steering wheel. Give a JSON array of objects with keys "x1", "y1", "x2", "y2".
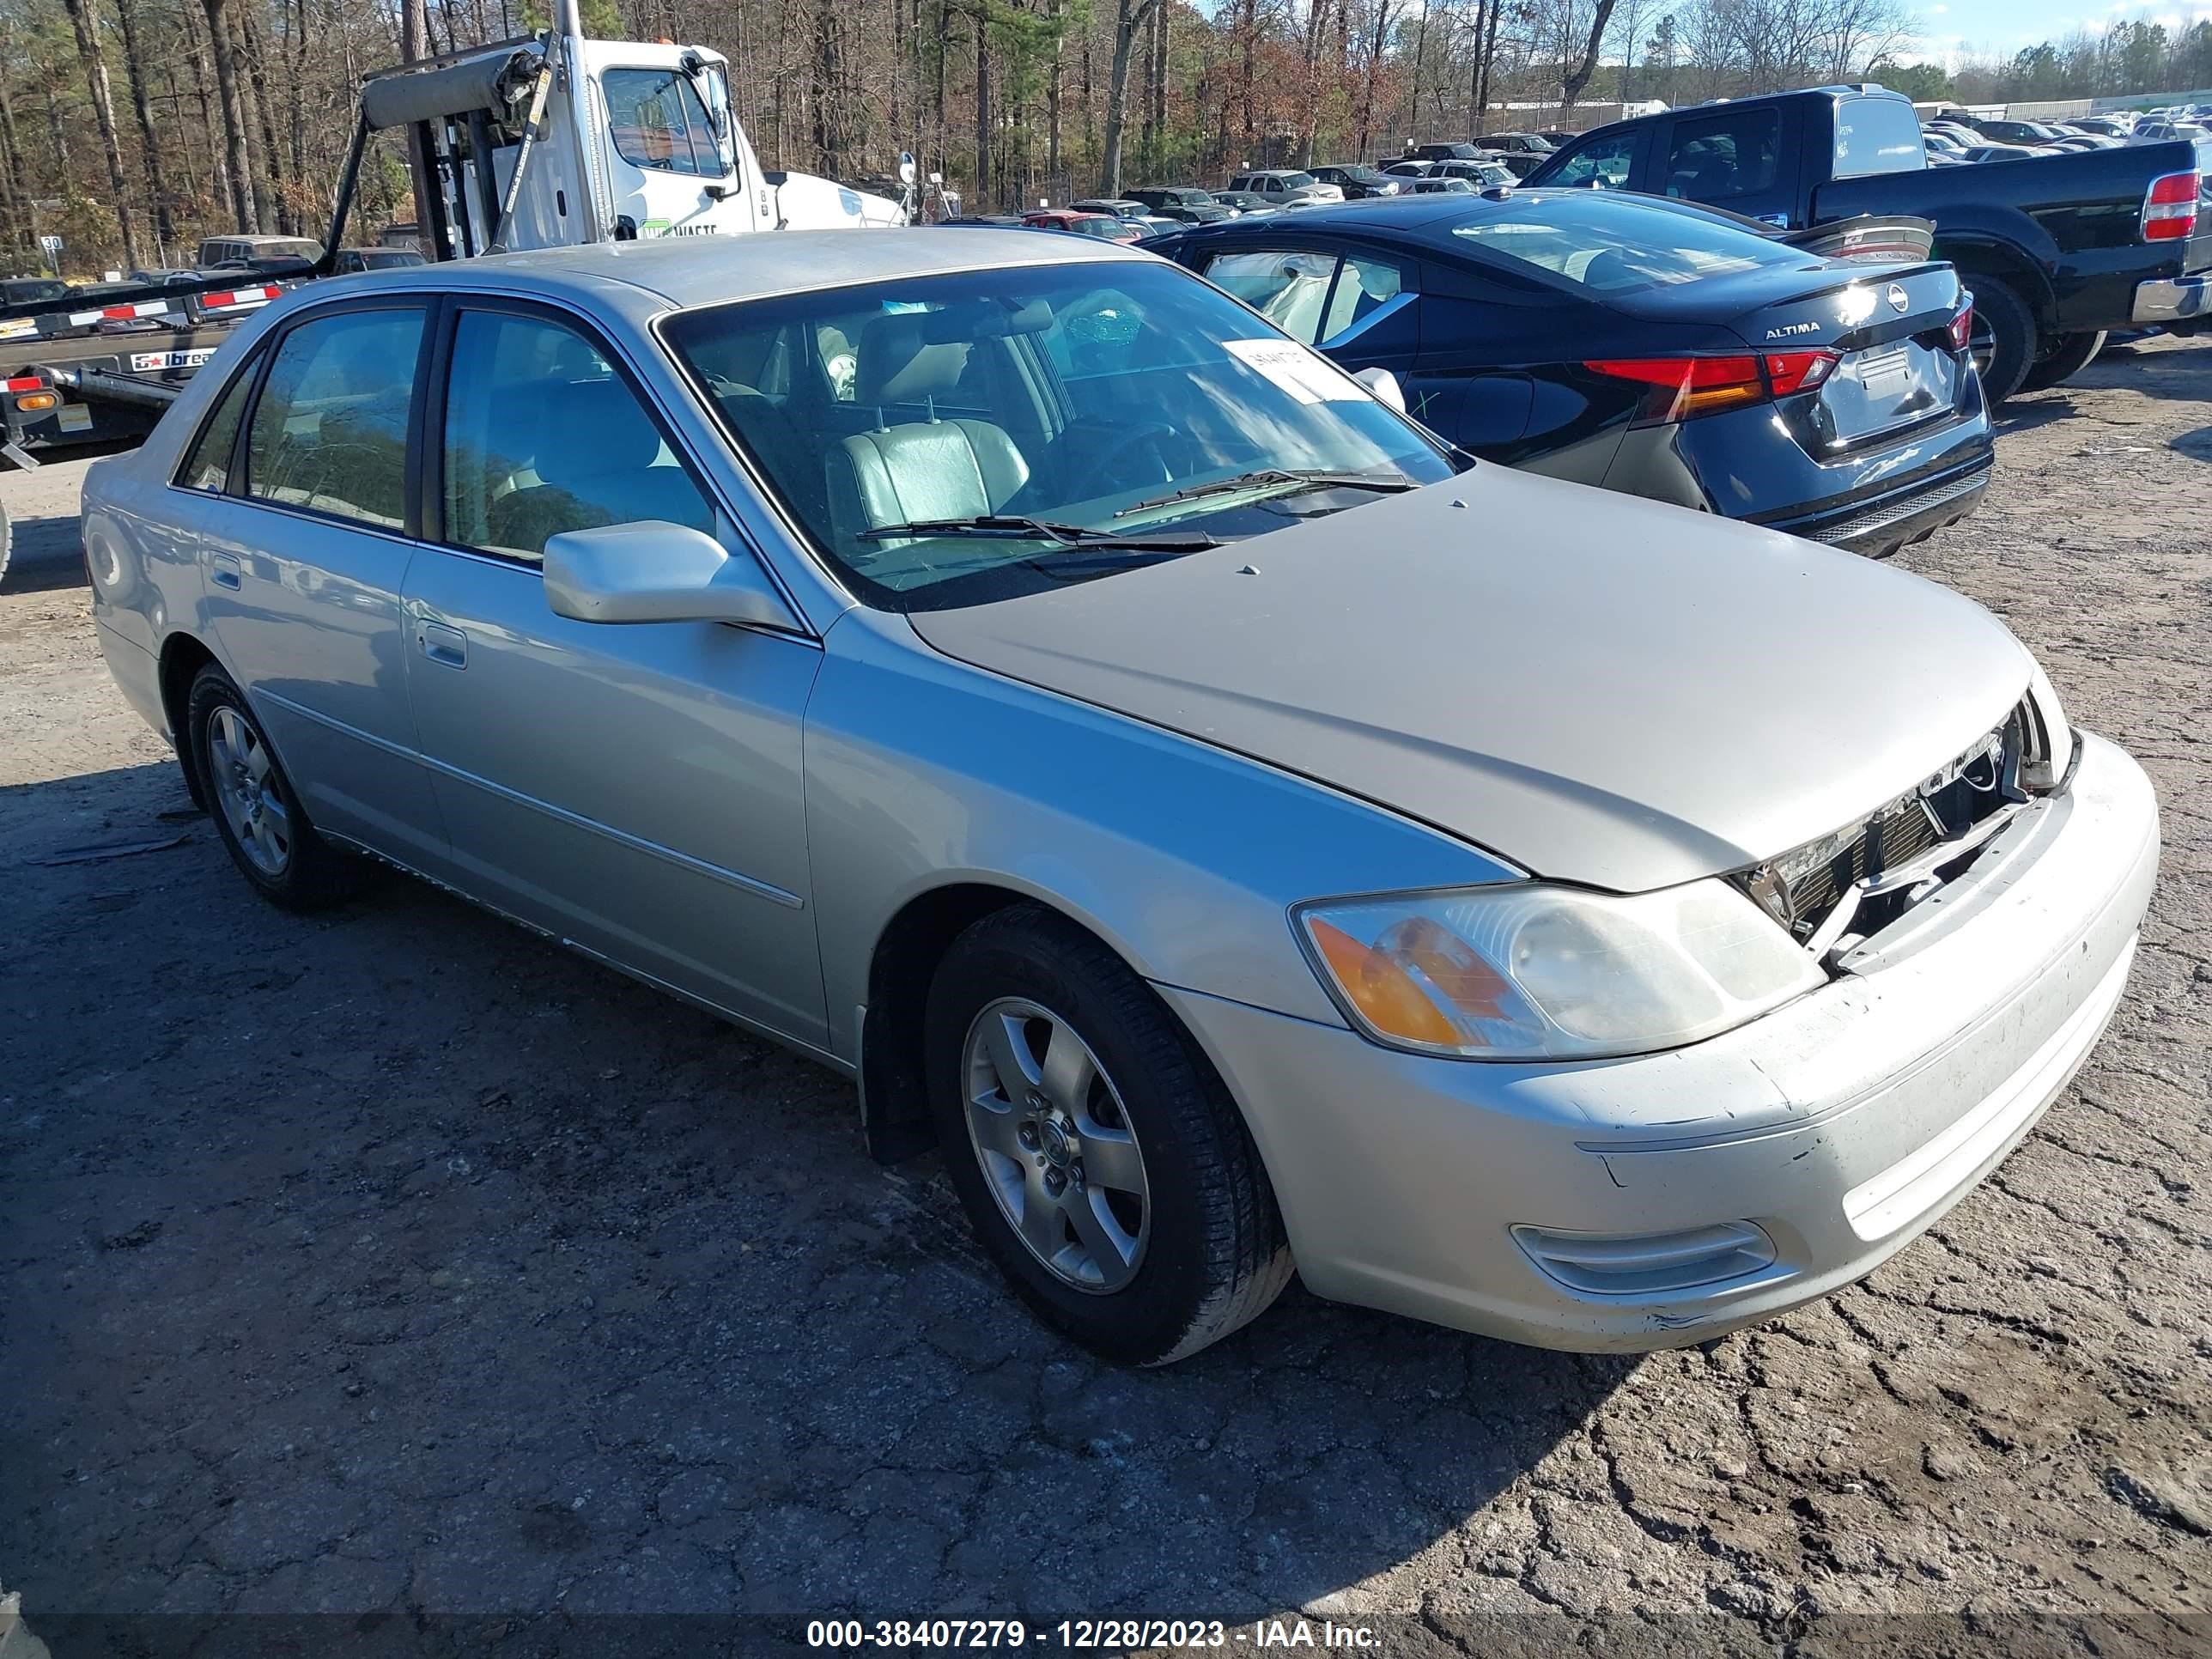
[{"x1": 1090, "y1": 420, "x2": 1178, "y2": 490}]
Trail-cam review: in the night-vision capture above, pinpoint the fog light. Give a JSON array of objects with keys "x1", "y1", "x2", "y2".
[
  {"x1": 1512, "y1": 1219, "x2": 1778, "y2": 1297},
  {"x1": 15, "y1": 392, "x2": 58, "y2": 411}
]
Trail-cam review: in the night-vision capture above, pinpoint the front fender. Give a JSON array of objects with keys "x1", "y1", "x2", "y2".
[{"x1": 804, "y1": 608, "x2": 1517, "y2": 1064}]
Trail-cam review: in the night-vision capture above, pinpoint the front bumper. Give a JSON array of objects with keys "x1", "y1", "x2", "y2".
[
  {"x1": 1161, "y1": 732, "x2": 2158, "y2": 1352},
  {"x1": 2132, "y1": 274, "x2": 2209, "y2": 325}
]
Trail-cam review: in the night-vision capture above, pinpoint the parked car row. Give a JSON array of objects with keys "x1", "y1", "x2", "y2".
[
  {"x1": 1921, "y1": 104, "x2": 2211, "y2": 167},
  {"x1": 81, "y1": 228, "x2": 2160, "y2": 1369}
]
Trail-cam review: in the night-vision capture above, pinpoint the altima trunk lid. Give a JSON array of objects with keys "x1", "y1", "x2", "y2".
[
  {"x1": 907, "y1": 466, "x2": 2030, "y2": 895},
  {"x1": 1721, "y1": 262, "x2": 1969, "y2": 450},
  {"x1": 1608, "y1": 259, "x2": 1972, "y2": 451}
]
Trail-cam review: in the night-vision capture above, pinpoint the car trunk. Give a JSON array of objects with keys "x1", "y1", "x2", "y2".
[{"x1": 1610, "y1": 260, "x2": 1970, "y2": 455}]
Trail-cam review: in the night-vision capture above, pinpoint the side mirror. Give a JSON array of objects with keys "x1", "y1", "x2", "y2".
[
  {"x1": 899, "y1": 151, "x2": 918, "y2": 185},
  {"x1": 1353, "y1": 366, "x2": 1407, "y2": 414},
  {"x1": 544, "y1": 521, "x2": 801, "y2": 631}
]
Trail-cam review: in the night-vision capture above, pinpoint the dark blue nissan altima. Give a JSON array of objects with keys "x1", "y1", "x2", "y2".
[{"x1": 1153, "y1": 191, "x2": 1996, "y2": 556}]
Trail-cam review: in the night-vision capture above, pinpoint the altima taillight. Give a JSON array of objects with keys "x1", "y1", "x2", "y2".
[
  {"x1": 1586, "y1": 350, "x2": 1841, "y2": 422},
  {"x1": 2142, "y1": 169, "x2": 2200, "y2": 241},
  {"x1": 1948, "y1": 305, "x2": 1973, "y2": 353}
]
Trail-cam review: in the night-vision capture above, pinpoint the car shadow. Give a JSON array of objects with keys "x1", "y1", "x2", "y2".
[
  {"x1": 0, "y1": 511, "x2": 86, "y2": 595},
  {"x1": 1995, "y1": 395, "x2": 2078, "y2": 434},
  {"x1": 0, "y1": 761, "x2": 1634, "y2": 1626},
  {"x1": 2065, "y1": 331, "x2": 2212, "y2": 404}
]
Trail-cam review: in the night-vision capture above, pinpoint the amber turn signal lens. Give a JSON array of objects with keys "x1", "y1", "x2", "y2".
[
  {"x1": 1304, "y1": 916, "x2": 1464, "y2": 1048},
  {"x1": 15, "y1": 392, "x2": 59, "y2": 412}
]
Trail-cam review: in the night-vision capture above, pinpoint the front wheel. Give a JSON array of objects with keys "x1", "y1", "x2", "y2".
[
  {"x1": 925, "y1": 904, "x2": 1293, "y2": 1365},
  {"x1": 2019, "y1": 329, "x2": 2108, "y2": 393}
]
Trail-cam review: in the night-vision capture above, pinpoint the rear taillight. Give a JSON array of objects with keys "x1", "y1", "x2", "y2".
[
  {"x1": 1586, "y1": 350, "x2": 1839, "y2": 422},
  {"x1": 1948, "y1": 305, "x2": 1973, "y2": 353},
  {"x1": 1763, "y1": 349, "x2": 1840, "y2": 396},
  {"x1": 2142, "y1": 169, "x2": 2199, "y2": 242}
]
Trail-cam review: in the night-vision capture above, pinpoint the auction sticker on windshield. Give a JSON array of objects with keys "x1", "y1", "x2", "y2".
[
  {"x1": 1223, "y1": 337, "x2": 1364, "y2": 404},
  {"x1": 129, "y1": 349, "x2": 216, "y2": 373}
]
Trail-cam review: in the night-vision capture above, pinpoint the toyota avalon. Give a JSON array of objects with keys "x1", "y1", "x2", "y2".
[{"x1": 83, "y1": 234, "x2": 2157, "y2": 1364}]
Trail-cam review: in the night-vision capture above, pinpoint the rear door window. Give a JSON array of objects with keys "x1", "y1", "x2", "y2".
[
  {"x1": 177, "y1": 357, "x2": 258, "y2": 493},
  {"x1": 243, "y1": 307, "x2": 426, "y2": 529},
  {"x1": 1662, "y1": 109, "x2": 1783, "y2": 204},
  {"x1": 1318, "y1": 256, "x2": 1408, "y2": 347}
]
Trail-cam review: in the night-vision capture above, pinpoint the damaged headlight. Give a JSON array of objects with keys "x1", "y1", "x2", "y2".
[{"x1": 1293, "y1": 880, "x2": 1826, "y2": 1062}]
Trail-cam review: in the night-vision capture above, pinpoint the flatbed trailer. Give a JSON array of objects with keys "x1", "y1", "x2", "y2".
[
  {"x1": 3, "y1": 279, "x2": 288, "y2": 459},
  {"x1": 1, "y1": 279, "x2": 291, "y2": 580}
]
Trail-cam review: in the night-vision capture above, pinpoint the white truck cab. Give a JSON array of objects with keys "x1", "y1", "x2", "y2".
[{"x1": 333, "y1": 0, "x2": 902, "y2": 265}]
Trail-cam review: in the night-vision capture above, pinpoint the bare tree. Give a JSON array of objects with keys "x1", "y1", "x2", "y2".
[
  {"x1": 112, "y1": 0, "x2": 175, "y2": 253},
  {"x1": 199, "y1": 0, "x2": 259, "y2": 231},
  {"x1": 58, "y1": 0, "x2": 144, "y2": 266},
  {"x1": 1098, "y1": 0, "x2": 1160, "y2": 194},
  {"x1": 1559, "y1": 0, "x2": 1618, "y2": 112}
]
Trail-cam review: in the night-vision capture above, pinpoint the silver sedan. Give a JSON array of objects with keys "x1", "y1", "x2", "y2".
[{"x1": 84, "y1": 233, "x2": 2158, "y2": 1363}]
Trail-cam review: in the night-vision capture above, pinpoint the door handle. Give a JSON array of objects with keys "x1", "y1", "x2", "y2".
[
  {"x1": 1754, "y1": 213, "x2": 1790, "y2": 229},
  {"x1": 209, "y1": 550, "x2": 242, "y2": 590},
  {"x1": 416, "y1": 619, "x2": 469, "y2": 669}
]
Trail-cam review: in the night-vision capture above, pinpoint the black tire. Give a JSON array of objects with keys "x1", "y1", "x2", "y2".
[
  {"x1": 1966, "y1": 276, "x2": 2038, "y2": 404},
  {"x1": 185, "y1": 663, "x2": 372, "y2": 911},
  {"x1": 2019, "y1": 328, "x2": 2108, "y2": 393},
  {"x1": 925, "y1": 903, "x2": 1294, "y2": 1365}
]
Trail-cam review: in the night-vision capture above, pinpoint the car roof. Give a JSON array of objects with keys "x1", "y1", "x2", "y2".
[{"x1": 314, "y1": 230, "x2": 1146, "y2": 313}]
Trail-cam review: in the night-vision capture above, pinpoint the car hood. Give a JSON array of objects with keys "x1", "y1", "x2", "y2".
[{"x1": 907, "y1": 467, "x2": 2032, "y2": 893}]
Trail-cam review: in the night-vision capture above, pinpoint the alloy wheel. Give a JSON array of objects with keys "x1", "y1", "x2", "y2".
[
  {"x1": 961, "y1": 997, "x2": 1151, "y2": 1292},
  {"x1": 207, "y1": 705, "x2": 292, "y2": 877}
]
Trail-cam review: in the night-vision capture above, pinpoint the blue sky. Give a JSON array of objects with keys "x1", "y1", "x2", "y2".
[{"x1": 1906, "y1": 0, "x2": 2212, "y2": 61}]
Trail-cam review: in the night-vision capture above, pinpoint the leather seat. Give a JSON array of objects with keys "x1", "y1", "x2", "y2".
[
  {"x1": 484, "y1": 378, "x2": 709, "y2": 556},
  {"x1": 825, "y1": 315, "x2": 1030, "y2": 550}
]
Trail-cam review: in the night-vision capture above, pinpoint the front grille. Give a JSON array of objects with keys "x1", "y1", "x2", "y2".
[
  {"x1": 1765, "y1": 795, "x2": 1942, "y2": 928},
  {"x1": 1737, "y1": 715, "x2": 2021, "y2": 949}
]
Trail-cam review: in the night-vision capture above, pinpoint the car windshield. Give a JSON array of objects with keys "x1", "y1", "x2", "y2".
[
  {"x1": 1278, "y1": 172, "x2": 1318, "y2": 188},
  {"x1": 661, "y1": 259, "x2": 1454, "y2": 611},
  {"x1": 1450, "y1": 192, "x2": 1818, "y2": 293}
]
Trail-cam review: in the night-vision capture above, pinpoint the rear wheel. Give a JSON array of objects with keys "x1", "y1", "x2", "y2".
[
  {"x1": 2019, "y1": 329, "x2": 2108, "y2": 393},
  {"x1": 186, "y1": 664, "x2": 372, "y2": 911},
  {"x1": 1966, "y1": 277, "x2": 2037, "y2": 404},
  {"x1": 925, "y1": 904, "x2": 1293, "y2": 1365}
]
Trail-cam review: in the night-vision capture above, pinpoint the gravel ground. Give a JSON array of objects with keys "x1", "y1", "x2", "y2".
[{"x1": 3, "y1": 342, "x2": 2208, "y2": 1655}]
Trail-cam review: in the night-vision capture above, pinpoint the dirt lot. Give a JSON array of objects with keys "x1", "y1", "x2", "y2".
[{"x1": 3, "y1": 342, "x2": 2208, "y2": 1654}]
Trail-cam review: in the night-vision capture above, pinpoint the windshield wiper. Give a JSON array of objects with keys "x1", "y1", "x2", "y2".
[
  {"x1": 1114, "y1": 468, "x2": 1422, "y2": 519},
  {"x1": 855, "y1": 514, "x2": 1219, "y2": 553}
]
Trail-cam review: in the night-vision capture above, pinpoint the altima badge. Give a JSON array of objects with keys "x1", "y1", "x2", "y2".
[
  {"x1": 1765, "y1": 320, "x2": 1820, "y2": 339},
  {"x1": 1887, "y1": 283, "x2": 1910, "y2": 313}
]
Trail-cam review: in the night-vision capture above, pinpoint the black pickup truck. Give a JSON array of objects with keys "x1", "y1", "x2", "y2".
[{"x1": 1527, "y1": 85, "x2": 2211, "y2": 400}]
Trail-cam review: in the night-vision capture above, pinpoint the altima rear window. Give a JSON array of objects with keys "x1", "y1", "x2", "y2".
[{"x1": 1449, "y1": 196, "x2": 1819, "y2": 293}]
